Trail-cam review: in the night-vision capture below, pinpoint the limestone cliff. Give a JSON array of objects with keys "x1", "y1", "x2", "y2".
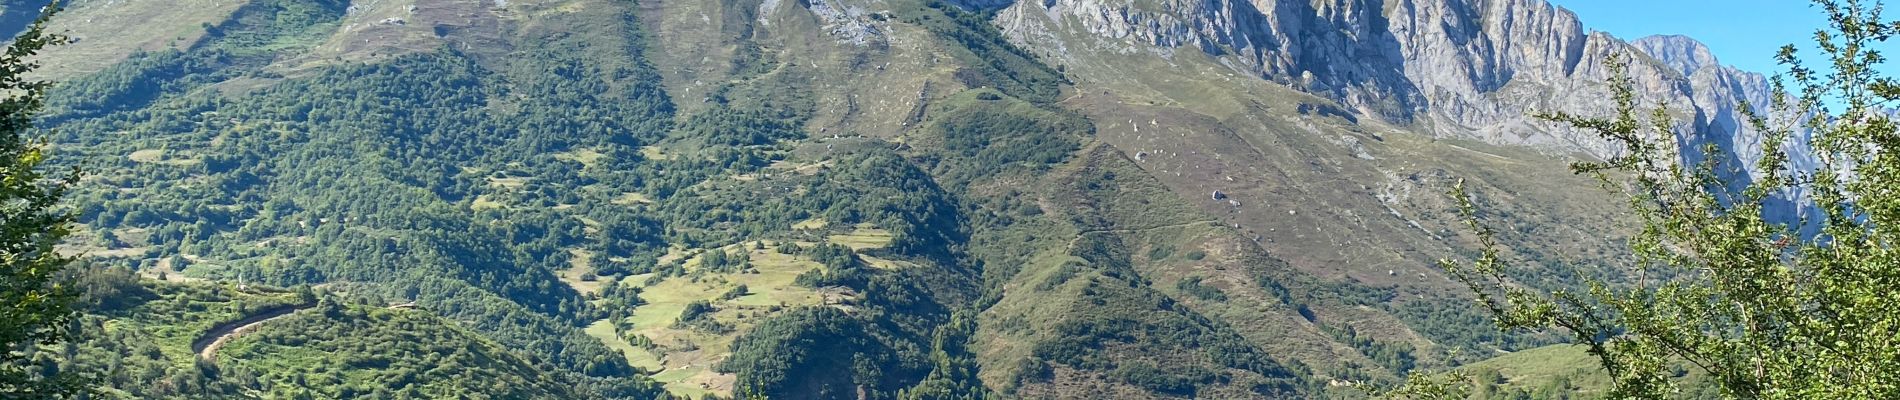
[{"x1": 988, "y1": 0, "x2": 1801, "y2": 170}]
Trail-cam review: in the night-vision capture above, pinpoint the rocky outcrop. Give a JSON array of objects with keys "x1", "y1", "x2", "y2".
[
  {"x1": 984, "y1": 0, "x2": 1817, "y2": 226},
  {"x1": 998, "y1": 0, "x2": 1425, "y2": 119},
  {"x1": 995, "y1": 0, "x2": 1800, "y2": 167},
  {"x1": 1630, "y1": 34, "x2": 1811, "y2": 177}
]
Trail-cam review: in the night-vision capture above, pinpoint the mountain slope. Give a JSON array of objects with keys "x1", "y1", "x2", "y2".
[
  {"x1": 221, "y1": 303, "x2": 582, "y2": 399},
  {"x1": 27, "y1": 0, "x2": 1797, "y2": 398},
  {"x1": 48, "y1": 271, "x2": 583, "y2": 400},
  {"x1": 996, "y1": 0, "x2": 1802, "y2": 177}
]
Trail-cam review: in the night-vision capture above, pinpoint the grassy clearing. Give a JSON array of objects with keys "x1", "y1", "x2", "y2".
[
  {"x1": 792, "y1": 217, "x2": 828, "y2": 230},
  {"x1": 556, "y1": 249, "x2": 604, "y2": 295},
  {"x1": 1462, "y1": 345, "x2": 1606, "y2": 387},
  {"x1": 85, "y1": 246, "x2": 153, "y2": 259},
  {"x1": 657, "y1": 246, "x2": 691, "y2": 265},
  {"x1": 584, "y1": 320, "x2": 661, "y2": 371},
  {"x1": 652, "y1": 366, "x2": 717, "y2": 399},
  {"x1": 625, "y1": 299, "x2": 686, "y2": 332},
  {"x1": 128, "y1": 149, "x2": 164, "y2": 163},
  {"x1": 555, "y1": 147, "x2": 607, "y2": 168},
  {"x1": 827, "y1": 225, "x2": 894, "y2": 250},
  {"x1": 1459, "y1": 343, "x2": 1716, "y2": 396},
  {"x1": 470, "y1": 195, "x2": 507, "y2": 210},
  {"x1": 593, "y1": 243, "x2": 830, "y2": 398},
  {"x1": 779, "y1": 160, "x2": 832, "y2": 176},
  {"x1": 487, "y1": 176, "x2": 530, "y2": 189},
  {"x1": 857, "y1": 254, "x2": 915, "y2": 270},
  {"x1": 127, "y1": 149, "x2": 203, "y2": 166},
  {"x1": 575, "y1": 217, "x2": 604, "y2": 237},
  {"x1": 612, "y1": 192, "x2": 654, "y2": 205},
  {"x1": 640, "y1": 146, "x2": 673, "y2": 160}
]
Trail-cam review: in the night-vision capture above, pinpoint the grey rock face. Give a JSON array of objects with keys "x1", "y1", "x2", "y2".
[
  {"x1": 993, "y1": 0, "x2": 1816, "y2": 224},
  {"x1": 1632, "y1": 34, "x2": 1722, "y2": 77},
  {"x1": 767, "y1": 0, "x2": 888, "y2": 47},
  {"x1": 1009, "y1": 0, "x2": 1426, "y2": 119},
  {"x1": 1000, "y1": 0, "x2": 1796, "y2": 163},
  {"x1": 1005, "y1": 0, "x2": 1810, "y2": 185}
]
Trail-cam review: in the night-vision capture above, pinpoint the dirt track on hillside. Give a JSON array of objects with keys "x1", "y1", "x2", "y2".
[{"x1": 191, "y1": 303, "x2": 314, "y2": 362}]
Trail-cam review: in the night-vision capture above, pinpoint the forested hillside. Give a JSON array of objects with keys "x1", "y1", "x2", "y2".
[
  {"x1": 9, "y1": 0, "x2": 1790, "y2": 398},
  {"x1": 48, "y1": 270, "x2": 584, "y2": 399}
]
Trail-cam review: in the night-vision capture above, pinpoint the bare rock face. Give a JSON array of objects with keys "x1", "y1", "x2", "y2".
[
  {"x1": 762, "y1": 0, "x2": 889, "y2": 47},
  {"x1": 999, "y1": 0, "x2": 1807, "y2": 182},
  {"x1": 1633, "y1": 34, "x2": 1722, "y2": 77},
  {"x1": 1630, "y1": 34, "x2": 1807, "y2": 175},
  {"x1": 991, "y1": 0, "x2": 1816, "y2": 223},
  {"x1": 1017, "y1": 0, "x2": 1427, "y2": 119},
  {"x1": 1386, "y1": 0, "x2": 1612, "y2": 148}
]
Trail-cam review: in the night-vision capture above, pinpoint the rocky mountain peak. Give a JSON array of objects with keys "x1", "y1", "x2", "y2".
[
  {"x1": 987, "y1": 0, "x2": 1816, "y2": 228},
  {"x1": 1631, "y1": 34, "x2": 1723, "y2": 77},
  {"x1": 1000, "y1": 0, "x2": 1796, "y2": 161}
]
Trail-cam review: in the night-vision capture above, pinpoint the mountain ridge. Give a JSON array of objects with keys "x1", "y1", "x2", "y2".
[
  {"x1": 19, "y1": 0, "x2": 1805, "y2": 398},
  {"x1": 990, "y1": 0, "x2": 1797, "y2": 169}
]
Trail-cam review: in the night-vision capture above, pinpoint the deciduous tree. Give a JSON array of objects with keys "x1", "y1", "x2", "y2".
[
  {"x1": 1429, "y1": 1, "x2": 1900, "y2": 398},
  {"x1": 0, "y1": 2, "x2": 82, "y2": 398}
]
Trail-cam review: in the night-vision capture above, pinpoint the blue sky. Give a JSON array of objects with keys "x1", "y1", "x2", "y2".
[{"x1": 1548, "y1": 0, "x2": 1831, "y2": 77}]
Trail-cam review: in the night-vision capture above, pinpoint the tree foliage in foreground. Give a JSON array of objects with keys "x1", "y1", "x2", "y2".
[
  {"x1": 1423, "y1": 1, "x2": 1900, "y2": 398},
  {"x1": 0, "y1": 2, "x2": 83, "y2": 398}
]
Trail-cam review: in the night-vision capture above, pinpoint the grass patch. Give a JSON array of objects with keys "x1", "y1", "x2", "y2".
[
  {"x1": 613, "y1": 192, "x2": 654, "y2": 205},
  {"x1": 788, "y1": 160, "x2": 831, "y2": 175},
  {"x1": 487, "y1": 176, "x2": 530, "y2": 189},
  {"x1": 858, "y1": 254, "x2": 914, "y2": 270},
  {"x1": 557, "y1": 249, "x2": 604, "y2": 295},
  {"x1": 1458, "y1": 344, "x2": 1716, "y2": 396},
  {"x1": 792, "y1": 217, "x2": 829, "y2": 230},
  {"x1": 652, "y1": 366, "x2": 716, "y2": 399},
  {"x1": 640, "y1": 145, "x2": 673, "y2": 160},
  {"x1": 1462, "y1": 344, "x2": 1605, "y2": 387},
  {"x1": 126, "y1": 149, "x2": 202, "y2": 166},
  {"x1": 657, "y1": 246, "x2": 692, "y2": 265},
  {"x1": 555, "y1": 147, "x2": 607, "y2": 168},
  {"x1": 128, "y1": 149, "x2": 164, "y2": 163},
  {"x1": 827, "y1": 226, "x2": 894, "y2": 250},
  {"x1": 471, "y1": 194, "x2": 507, "y2": 210},
  {"x1": 605, "y1": 243, "x2": 830, "y2": 398},
  {"x1": 585, "y1": 319, "x2": 662, "y2": 371}
]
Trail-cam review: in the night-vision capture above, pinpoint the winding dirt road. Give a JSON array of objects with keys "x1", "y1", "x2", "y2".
[{"x1": 191, "y1": 303, "x2": 314, "y2": 362}]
